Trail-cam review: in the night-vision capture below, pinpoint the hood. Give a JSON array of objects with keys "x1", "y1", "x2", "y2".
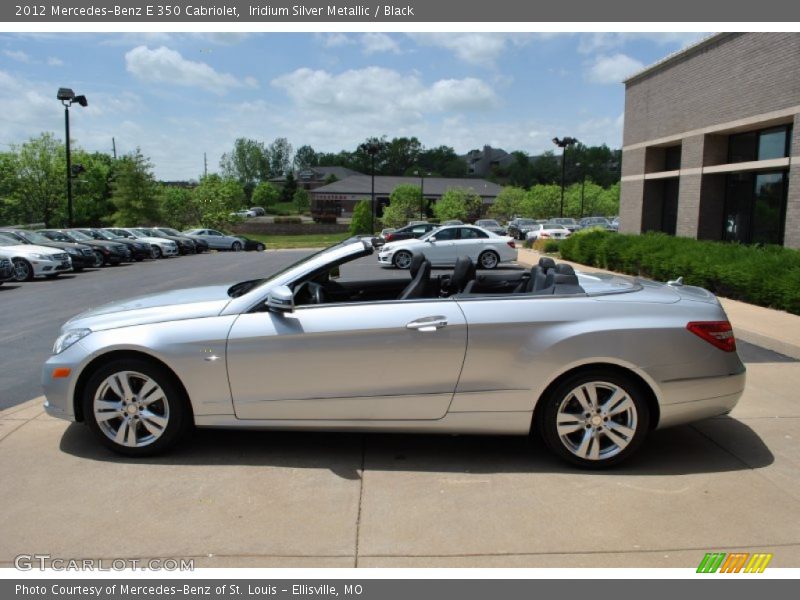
[
  {"x1": 64, "y1": 284, "x2": 234, "y2": 332},
  {"x1": 0, "y1": 243, "x2": 63, "y2": 257}
]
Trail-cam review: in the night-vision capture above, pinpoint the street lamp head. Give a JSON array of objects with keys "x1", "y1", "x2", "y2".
[
  {"x1": 74, "y1": 95, "x2": 88, "y2": 107},
  {"x1": 366, "y1": 143, "x2": 380, "y2": 156},
  {"x1": 57, "y1": 88, "x2": 75, "y2": 101}
]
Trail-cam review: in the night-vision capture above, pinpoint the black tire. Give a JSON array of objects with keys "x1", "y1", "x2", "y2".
[
  {"x1": 11, "y1": 258, "x2": 33, "y2": 282},
  {"x1": 393, "y1": 250, "x2": 413, "y2": 269},
  {"x1": 478, "y1": 250, "x2": 500, "y2": 270},
  {"x1": 536, "y1": 369, "x2": 650, "y2": 469},
  {"x1": 151, "y1": 246, "x2": 162, "y2": 259},
  {"x1": 232, "y1": 241, "x2": 242, "y2": 252},
  {"x1": 82, "y1": 358, "x2": 192, "y2": 457},
  {"x1": 92, "y1": 250, "x2": 104, "y2": 268},
  {"x1": 256, "y1": 243, "x2": 265, "y2": 252}
]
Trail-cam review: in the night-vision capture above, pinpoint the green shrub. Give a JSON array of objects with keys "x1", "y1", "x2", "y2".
[
  {"x1": 349, "y1": 199, "x2": 373, "y2": 236},
  {"x1": 559, "y1": 231, "x2": 800, "y2": 315},
  {"x1": 273, "y1": 216, "x2": 302, "y2": 224},
  {"x1": 541, "y1": 239, "x2": 561, "y2": 254}
]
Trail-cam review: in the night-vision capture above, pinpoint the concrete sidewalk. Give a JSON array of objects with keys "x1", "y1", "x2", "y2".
[{"x1": 517, "y1": 248, "x2": 800, "y2": 360}]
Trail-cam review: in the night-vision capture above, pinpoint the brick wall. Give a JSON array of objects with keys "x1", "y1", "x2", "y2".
[
  {"x1": 623, "y1": 33, "x2": 800, "y2": 146},
  {"x1": 619, "y1": 179, "x2": 644, "y2": 233},
  {"x1": 784, "y1": 113, "x2": 800, "y2": 248}
]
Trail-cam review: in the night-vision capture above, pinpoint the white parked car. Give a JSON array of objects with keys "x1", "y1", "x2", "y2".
[
  {"x1": 182, "y1": 228, "x2": 246, "y2": 251},
  {"x1": 103, "y1": 228, "x2": 179, "y2": 259},
  {"x1": 231, "y1": 209, "x2": 257, "y2": 218},
  {"x1": 525, "y1": 223, "x2": 572, "y2": 242},
  {"x1": 378, "y1": 225, "x2": 517, "y2": 270},
  {"x1": 0, "y1": 233, "x2": 73, "y2": 281}
]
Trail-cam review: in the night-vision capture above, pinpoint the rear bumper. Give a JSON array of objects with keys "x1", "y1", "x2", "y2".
[{"x1": 656, "y1": 369, "x2": 746, "y2": 429}]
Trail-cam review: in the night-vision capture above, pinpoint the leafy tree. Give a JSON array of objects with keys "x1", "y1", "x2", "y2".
[
  {"x1": 385, "y1": 137, "x2": 422, "y2": 175},
  {"x1": 267, "y1": 137, "x2": 293, "y2": 177},
  {"x1": 434, "y1": 188, "x2": 482, "y2": 222},
  {"x1": 71, "y1": 151, "x2": 114, "y2": 226},
  {"x1": 349, "y1": 199, "x2": 373, "y2": 235},
  {"x1": 489, "y1": 186, "x2": 525, "y2": 222},
  {"x1": 293, "y1": 145, "x2": 318, "y2": 170},
  {"x1": 515, "y1": 184, "x2": 562, "y2": 219},
  {"x1": 293, "y1": 188, "x2": 310, "y2": 213},
  {"x1": 159, "y1": 185, "x2": 199, "y2": 230},
  {"x1": 10, "y1": 133, "x2": 65, "y2": 227},
  {"x1": 323, "y1": 173, "x2": 339, "y2": 185},
  {"x1": 219, "y1": 138, "x2": 269, "y2": 198},
  {"x1": 418, "y1": 145, "x2": 467, "y2": 177},
  {"x1": 251, "y1": 181, "x2": 281, "y2": 207},
  {"x1": 382, "y1": 183, "x2": 424, "y2": 228},
  {"x1": 280, "y1": 171, "x2": 298, "y2": 203},
  {"x1": 191, "y1": 174, "x2": 246, "y2": 229},
  {"x1": 111, "y1": 149, "x2": 161, "y2": 226}
]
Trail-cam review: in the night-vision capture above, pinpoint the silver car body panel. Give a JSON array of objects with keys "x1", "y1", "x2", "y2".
[{"x1": 43, "y1": 238, "x2": 745, "y2": 436}]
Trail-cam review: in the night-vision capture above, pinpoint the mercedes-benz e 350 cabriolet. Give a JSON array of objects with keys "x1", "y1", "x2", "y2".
[{"x1": 42, "y1": 238, "x2": 745, "y2": 468}]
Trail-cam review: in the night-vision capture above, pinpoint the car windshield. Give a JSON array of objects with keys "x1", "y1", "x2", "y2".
[
  {"x1": 133, "y1": 228, "x2": 155, "y2": 236},
  {"x1": 517, "y1": 219, "x2": 536, "y2": 226},
  {"x1": 43, "y1": 231, "x2": 73, "y2": 242},
  {"x1": 68, "y1": 230, "x2": 92, "y2": 241},
  {"x1": 477, "y1": 220, "x2": 500, "y2": 227},
  {"x1": 159, "y1": 228, "x2": 180, "y2": 236},
  {"x1": 183, "y1": 229, "x2": 201, "y2": 235},
  {"x1": 0, "y1": 234, "x2": 22, "y2": 246},
  {"x1": 16, "y1": 230, "x2": 53, "y2": 244}
]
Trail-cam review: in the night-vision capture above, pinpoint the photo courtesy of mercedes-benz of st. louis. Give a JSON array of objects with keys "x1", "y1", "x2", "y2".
[{"x1": 42, "y1": 237, "x2": 746, "y2": 468}]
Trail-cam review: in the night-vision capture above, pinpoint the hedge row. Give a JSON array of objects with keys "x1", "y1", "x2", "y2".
[{"x1": 558, "y1": 231, "x2": 800, "y2": 315}]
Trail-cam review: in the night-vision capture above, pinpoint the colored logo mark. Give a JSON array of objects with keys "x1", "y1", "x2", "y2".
[{"x1": 697, "y1": 552, "x2": 773, "y2": 573}]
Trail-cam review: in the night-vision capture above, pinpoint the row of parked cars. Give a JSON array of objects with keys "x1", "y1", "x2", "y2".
[{"x1": 0, "y1": 226, "x2": 265, "y2": 284}]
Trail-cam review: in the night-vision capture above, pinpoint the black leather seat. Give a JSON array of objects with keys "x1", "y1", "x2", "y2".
[
  {"x1": 399, "y1": 254, "x2": 431, "y2": 300},
  {"x1": 449, "y1": 256, "x2": 476, "y2": 294}
]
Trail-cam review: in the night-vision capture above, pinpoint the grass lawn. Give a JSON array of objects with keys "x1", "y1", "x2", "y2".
[
  {"x1": 243, "y1": 232, "x2": 351, "y2": 249},
  {"x1": 264, "y1": 202, "x2": 301, "y2": 216}
]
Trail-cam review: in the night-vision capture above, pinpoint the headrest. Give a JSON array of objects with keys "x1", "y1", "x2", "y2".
[
  {"x1": 451, "y1": 255, "x2": 476, "y2": 285},
  {"x1": 539, "y1": 256, "x2": 556, "y2": 270},
  {"x1": 555, "y1": 263, "x2": 575, "y2": 275},
  {"x1": 409, "y1": 253, "x2": 427, "y2": 277}
]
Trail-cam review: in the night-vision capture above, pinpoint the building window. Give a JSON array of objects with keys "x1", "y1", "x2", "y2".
[
  {"x1": 723, "y1": 170, "x2": 788, "y2": 245},
  {"x1": 728, "y1": 125, "x2": 791, "y2": 163},
  {"x1": 664, "y1": 146, "x2": 682, "y2": 171}
]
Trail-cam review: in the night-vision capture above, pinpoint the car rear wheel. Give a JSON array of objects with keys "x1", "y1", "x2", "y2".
[
  {"x1": 255, "y1": 243, "x2": 265, "y2": 252},
  {"x1": 83, "y1": 358, "x2": 191, "y2": 457},
  {"x1": 537, "y1": 370, "x2": 650, "y2": 469},
  {"x1": 151, "y1": 246, "x2": 162, "y2": 259},
  {"x1": 393, "y1": 250, "x2": 413, "y2": 269},
  {"x1": 478, "y1": 250, "x2": 500, "y2": 270},
  {"x1": 91, "y1": 250, "x2": 104, "y2": 268},
  {"x1": 11, "y1": 258, "x2": 33, "y2": 282},
  {"x1": 232, "y1": 241, "x2": 242, "y2": 252}
]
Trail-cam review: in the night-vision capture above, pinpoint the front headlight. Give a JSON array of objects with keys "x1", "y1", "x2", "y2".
[
  {"x1": 66, "y1": 248, "x2": 78, "y2": 255},
  {"x1": 53, "y1": 328, "x2": 92, "y2": 355},
  {"x1": 31, "y1": 253, "x2": 51, "y2": 260}
]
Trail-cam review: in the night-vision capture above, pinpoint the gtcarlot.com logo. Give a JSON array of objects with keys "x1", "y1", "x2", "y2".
[
  {"x1": 14, "y1": 554, "x2": 194, "y2": 571},
  {"x1": 697, "y1": 552, "x2": 772, "y2": 573}
]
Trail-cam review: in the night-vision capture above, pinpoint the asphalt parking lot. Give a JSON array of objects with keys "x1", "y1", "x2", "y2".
[{"x1": 1, "y1": 250, "x2": 799, "y2": 568}]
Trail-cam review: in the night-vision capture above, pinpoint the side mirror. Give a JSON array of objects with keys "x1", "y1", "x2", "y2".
[
  {"x1": 427, "y1": 236, "x2": 436, "y2": 242},
  {"x1": 329, "y1": 265, "x2": 341, "y2": 280},
  {"x1": 267, "y1": 285, "x2": 294, "y2": 313}
]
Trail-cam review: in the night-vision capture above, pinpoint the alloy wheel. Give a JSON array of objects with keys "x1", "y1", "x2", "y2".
[
  {"x1": 394, "y1": 251, "x2": 412, "y2": 269},
  {"x1": 12, "y1": 258, "x2": 32, "y2": 281}
]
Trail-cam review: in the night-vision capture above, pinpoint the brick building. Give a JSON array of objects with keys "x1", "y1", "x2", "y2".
[{"x1": 620, "y1": 33, "x2": 800, "y2": 248}]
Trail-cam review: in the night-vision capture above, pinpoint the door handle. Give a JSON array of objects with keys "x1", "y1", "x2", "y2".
[{"x1": 406, "y1": 316, "x2": 448, "y2": 332}]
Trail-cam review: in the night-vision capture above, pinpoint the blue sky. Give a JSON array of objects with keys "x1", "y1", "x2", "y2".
[{"x1": 0, "y1": 32, "x2": 707, "y2": 180}]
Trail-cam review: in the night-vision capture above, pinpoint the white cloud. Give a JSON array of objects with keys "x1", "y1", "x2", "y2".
[
  {"x1": 272, "y1": 66, "x2": 496, "y2": 117},
  {"x1": 578, "y1": 32, "x2": 710, "y2": 54},
  {"x1": 360, "y1": 33, "x2": 400, "y2": 55},
  {"x1": 407, "y1": 33, "x2": 531, "y2": 67},
  {"x1": 124, "y1": 46, "x2": 251, "y2": 95},
  {"x1": 317, "y1": 33, "x2": 353, "y2": 48},
  {"x1": 586, "y1": 54, "x2": 645, "y2": 84},
  {"x1": 3, "y1": 49, "x2": 31, "y2": 63},
  {"x1": 46, "y1": 56, "x2": 64, "y2": 66}
]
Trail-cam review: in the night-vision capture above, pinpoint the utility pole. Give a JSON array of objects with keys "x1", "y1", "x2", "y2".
[
  {"x1": 112, "y1": 137, "x2": 117, "y2": 160},
  {"x1": 203, "y1": 152, "x2": 208, "y2": 177}
]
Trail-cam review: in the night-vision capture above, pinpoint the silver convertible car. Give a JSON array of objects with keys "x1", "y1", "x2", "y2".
[{"x1": 42, "y1": 238, "x2": 746, "y2": 468}]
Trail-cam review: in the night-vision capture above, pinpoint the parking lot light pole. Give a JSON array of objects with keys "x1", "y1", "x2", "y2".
[
  {"x1": 552, "y1": 136, "x2": 578, "y2": 218},
  {"x1": 367, "y1": 143, "x2": 379, "y2": 234},
  {"x1": 57, "y1": 88, "x2": 88, "y2": 228},
  {"x1": 415, "y1": 169, "x2": 430, "y2": 220}
]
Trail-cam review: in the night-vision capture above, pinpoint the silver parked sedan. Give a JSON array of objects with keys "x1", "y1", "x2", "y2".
[
  {"x1": 183, "y1": 228, "x2": 245, "y2": 251},
  {"x1": 42, "y1": 238, "x2": 746, "y2": 468}
]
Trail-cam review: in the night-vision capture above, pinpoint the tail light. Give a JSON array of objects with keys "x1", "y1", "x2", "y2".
[
  {"x1": 384, "y1": 233, "x2": 395, "y2": 241},
  {"x1": 507, "y1": 240, "x2": 516, "y2": 249},
  {"x1": 541, "y1": 233, "x2": 551, "y2": 238},
  {"x1": 687, "y1": 321, "x2": 736, "y2": 352}
]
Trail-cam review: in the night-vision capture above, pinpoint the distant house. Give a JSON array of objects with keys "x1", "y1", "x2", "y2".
[
  {"x1": 462, "y1": 145, "x2": 515, "y2": 177},
  {"x1": 270, "y1": 166, "x2": 365, "y2": 190},
  {"x1": 310, "y1": 175, "x2": 502, "y2": 217}
]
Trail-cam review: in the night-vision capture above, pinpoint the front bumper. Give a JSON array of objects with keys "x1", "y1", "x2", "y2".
[
  {"x1": 377, "y1": 251, "x2": 393, "y2": 266},
  {"x1": 33, "y1": 257, "x2": 73, "y2": 277},
  {"x1": 41, "y1": 342, "x2": 88, "y2": 422}
]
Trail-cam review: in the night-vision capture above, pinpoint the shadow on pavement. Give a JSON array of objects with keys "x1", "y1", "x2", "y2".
[{"x1": 59, "y1": 415, "x2": 772, "y2": 479}]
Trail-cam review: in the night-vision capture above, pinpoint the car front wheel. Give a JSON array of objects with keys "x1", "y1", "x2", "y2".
[
  {"x1": 151, "y1": 246, "x2": 162, "y2": 259},
  {"x1": 83, "y1": 358, "x2": 191, "y2": 456},
  {"x1": 232, "y1": 241, "x2": 242, "y2": 252},
  {"x1": 393, "y1": 250, "x2": 413, "y2": 269},
  {"x1": 91, "y1": 250, "x2": 104, "y2": 268},
  {"x1": 12, "y1": 258, "x2": 33, "y2": 281},
  {"x1": 537, "y1": 370, "x2": 650, "y2": 469}
]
